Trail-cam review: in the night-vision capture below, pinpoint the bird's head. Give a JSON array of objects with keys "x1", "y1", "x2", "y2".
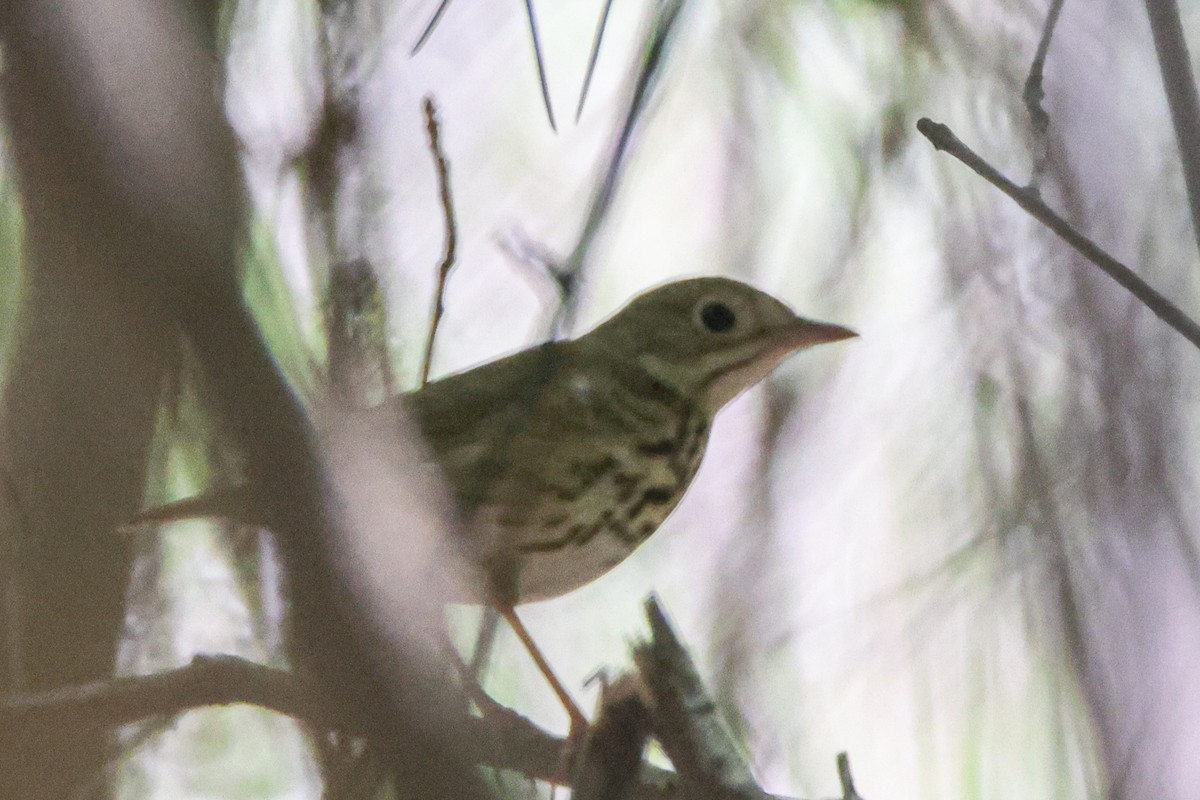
[{"x1": 584, "y1": 276, "x2": 856, "y2": 414}]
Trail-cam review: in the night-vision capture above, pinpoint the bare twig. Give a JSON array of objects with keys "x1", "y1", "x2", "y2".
[
  {"x1": 421, "y1": 95, "x2": 458, "y2": 387},
  {"x1": 836, "y1": 753, "x2": 863, "y2": 800},
  {"x1": 916, "y1": 117, "x2": 1200, "y2": 351},
  {"x1": 1, "y1": 654, "x2": 321, "y2": 729},
  {"x1": 576, "y1": 0, "x2": 617, "y2": 122},
  {"x1": 0, "y1": 652, "x2": 815, "y2": 800},
  {"x1": 411, "y1": 0, "x2": 454, "y2": 55},
  {"x1": 412, "y1": 1, "x2": 555, "y2": 130},
  {"x1": 1021, "y1": 0, "x2": 1065, "y2": 190},
  {"x1": 523, "y1": 0, "x2": 557, "y2": 131},
  {"x1": 1144, "y1": 0, "x2": 1200, "y2": 256},
  {"x1": 555, "y1": 0, "x2": 690, "y2": 335}
]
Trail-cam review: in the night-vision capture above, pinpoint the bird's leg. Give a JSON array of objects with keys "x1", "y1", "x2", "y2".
[
  {"x1": 447, "y1": 636, "x2": 579, "y2": 787},
  {"x1": 497, "y1": 604, "x2": 589, "y2": 741}
]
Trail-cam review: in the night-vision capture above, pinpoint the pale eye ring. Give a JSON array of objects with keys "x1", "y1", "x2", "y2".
[{"x1": 699, "y1": 301, "x2": 737, "y2": 333}]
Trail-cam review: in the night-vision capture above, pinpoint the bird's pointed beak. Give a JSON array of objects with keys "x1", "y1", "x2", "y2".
[
  {"x1": 776, "y1": 317, "x2": 858, "y2": 352},
  {"x1": 702, "y1": 315, "x2": 856, "y2": 414}
]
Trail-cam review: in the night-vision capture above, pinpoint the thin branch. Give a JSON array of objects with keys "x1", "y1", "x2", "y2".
[
  {"x1": 575, "y1": 0, "x2": 617, "y2": 122},
  {"x1": 524, "y1": 0, "x2": 557, "y2": 131},
  {"x1": 420, "y1": 95, "x2": 458, "y2": 387},
  {"x1": 0, "y1": 655, "x2": 553, "y2": 771},
  {"x1": 566, "y1": 0, "x2": 687, "y2": 272},
  {"x1": 491, "y1": 0, "x2": 690, "y2": 341},
  {"x1": 836, "y1": 753, "x2": 863, "y2": 800},
  {"x1": 1, "y1": 655, "x2": 325, "y2": 731},
  {"x1": 916, "y1": 117, "x2": 1200, "y2": 351},
  {"x1": 555, "y1": 0, "x2": 689, "y2": 334},
  {"x1": 0, "y1": 652, "x2": 818, "y2": 800},
  {"x1": 1144, "y1": 0, "x2": 1200, "y2": 257},
  {"x1": 412, "y1": 1, "x2": 555, "y2": 131},
  {"x1": 411, "y1": 0, "x2": 454, "y2": 55},
  {"x1": 1021, "y1": 0, "x2": 1065, "y2": 190}
]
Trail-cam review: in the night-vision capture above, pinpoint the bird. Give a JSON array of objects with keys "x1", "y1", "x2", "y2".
[{"x1": 132, "y1": 276, "x2": 855, "y2": 734}]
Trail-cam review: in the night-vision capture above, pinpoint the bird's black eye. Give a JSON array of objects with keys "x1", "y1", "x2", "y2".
[{"x1": 700, "y1": 301, "x2": 737, "y2": 333}]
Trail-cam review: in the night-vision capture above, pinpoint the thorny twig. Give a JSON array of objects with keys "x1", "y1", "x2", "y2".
[
  {"x1": 917, "y1": 117, "x2": 1200, "y2": 351},
  {"x1": 420, "y1": 95, "x2": 458, "y2": 387}
]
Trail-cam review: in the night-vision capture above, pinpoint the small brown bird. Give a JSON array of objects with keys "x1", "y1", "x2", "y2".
[
  {"x1": 398, "y1": 276, "x2": 855, "y2": 602},
  {"x1": 136, "y1": 276, "x2": 855, "y2": 731}
]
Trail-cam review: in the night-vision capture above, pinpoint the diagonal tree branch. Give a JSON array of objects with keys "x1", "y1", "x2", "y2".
[
  {"x1": 0, "y1": 655, "x2": 674, "y2": 800},
  {"x1": 917, "y1": 117, "x2": 1200, "y2": 351}
]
